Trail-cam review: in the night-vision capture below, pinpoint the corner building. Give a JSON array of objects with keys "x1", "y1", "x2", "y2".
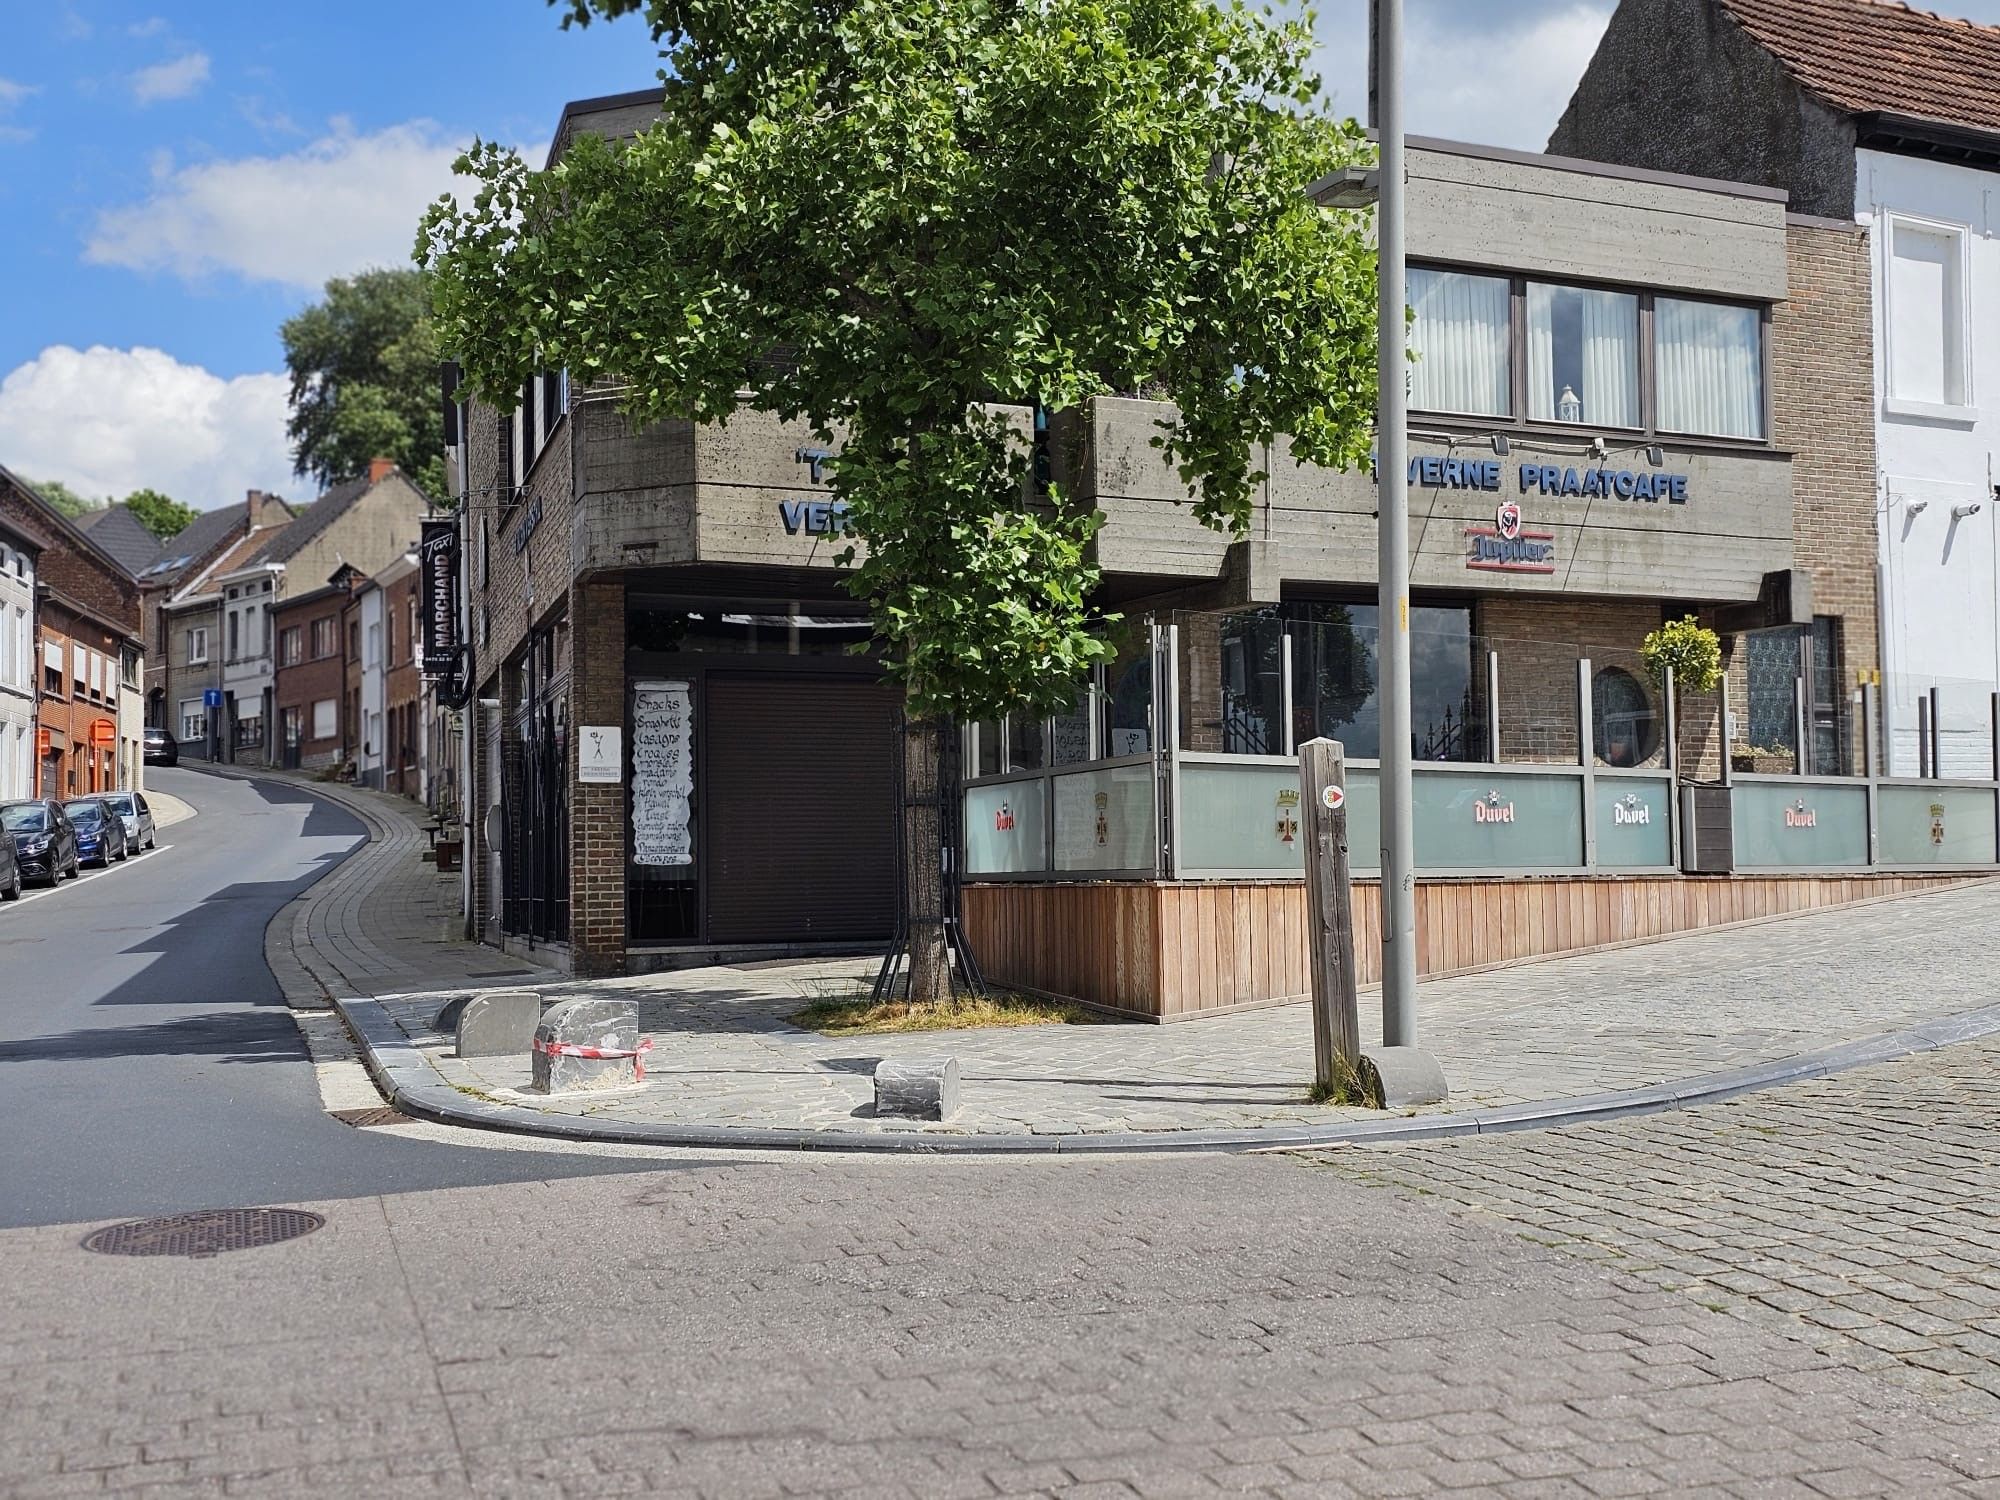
[{"x1": 449, "y1": 92, "x2": 1886, "y2": 984}]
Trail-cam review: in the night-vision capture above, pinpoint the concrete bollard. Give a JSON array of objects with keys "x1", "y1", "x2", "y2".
[
  {"x1": 874, "y1": 1056, "x2": 960, "y2": 1121},
  {"x1": 454, "y1": 991, "x2": 542, "y2": 1059},
  {"x1": 530, "y1": 997, "x2": 652, "y2": 1094}
]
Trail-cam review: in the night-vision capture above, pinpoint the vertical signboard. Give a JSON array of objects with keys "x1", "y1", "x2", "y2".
[
  {"x1": 631, "y1": 680, "x2": 694, "y2": 866},
  {"x1": 420, "y1": 518, "x2": 459, "y2": 676}
]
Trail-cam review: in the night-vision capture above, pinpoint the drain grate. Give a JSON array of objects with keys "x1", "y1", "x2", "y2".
[
  {"x1": 330, "y1": 1106, "x2": 411, "y2": 1128},
  {"x1": 81, "y1": 1208, "x2": 326, "y2": 1259}
]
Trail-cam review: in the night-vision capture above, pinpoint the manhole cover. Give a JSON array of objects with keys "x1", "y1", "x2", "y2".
[
  {"x1": 81, "y1": 1208, "x2": 326, "y2": 1259},
  {"x1": 330, "y1": 1106, "x2": 411, "y2": 1128}
]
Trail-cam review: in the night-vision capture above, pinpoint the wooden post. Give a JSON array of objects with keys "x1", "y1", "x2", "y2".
[{"x1": 1298, "y1": 737, "x2": 1360, "y2": 1094}]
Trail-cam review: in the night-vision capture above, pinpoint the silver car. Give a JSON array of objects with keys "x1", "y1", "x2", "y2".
[{"x1": 97, "y1": 791, "x2": 157, "y2": 853}]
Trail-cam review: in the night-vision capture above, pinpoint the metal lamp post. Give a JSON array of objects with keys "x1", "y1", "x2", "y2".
[{"x1": 1365, "y1": 0, "x2": 1446, "y2": 1105}]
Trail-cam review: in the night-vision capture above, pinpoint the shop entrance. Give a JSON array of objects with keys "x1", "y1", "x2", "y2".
[{"x1": 703, "y1": 674, "x2": 900, "y2": 945}]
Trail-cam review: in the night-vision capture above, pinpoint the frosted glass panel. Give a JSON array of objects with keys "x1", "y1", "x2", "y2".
[
  {"x1": 1594, "y1": 776, "x2": 1673, "y2": 868},
  {"x1": 1179, "y1": 763, "x2": 1306, "y2": 873},
  {"x1": 1731, "y1": 781, "x2": 1867, "y2": 868},
  {"x1": 1053, "y1": 764, "x2": 1156, "y2": 872},
  {"x1": 1413, "y1": 771, "x2": 1584, "y2": 869},
  {"x1": 1877, "y1": 784, "x2": 1996, "y2": 866},
  {"x1": 965, "y1": 780, "x2": 1046, "y2": 874}
]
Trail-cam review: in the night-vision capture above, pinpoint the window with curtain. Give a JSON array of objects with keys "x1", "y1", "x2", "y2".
[
  {"x1": 1655, "y1": 297, "x2": 1765, "y2": 439},
  {"x1": 1527, "y1": 283, "x2": 1639, "y2": 427},
  {"x1": 1408, "y1": 268, "x2": 1511, "y2": 417}
]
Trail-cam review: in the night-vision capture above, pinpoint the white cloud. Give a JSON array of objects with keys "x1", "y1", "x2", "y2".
[
  {"x1": 85, "y1": 119, "x2": 502, "y2": 291},
  {"x1": 128, "y1": 17, "x2": 170, "y2": 38},
  {"x1": 1310, "y1": 2, "x2": 1611, "y2": 150},
  {"x1": 131, "y1": 51, "x2": 211, "y2": 105},
  {"x1": 0, "y1": 345, "x2": 294, "y2": 510},
  {"x1": 0, "y1": 78, "x2": 34, "y2": 108}
]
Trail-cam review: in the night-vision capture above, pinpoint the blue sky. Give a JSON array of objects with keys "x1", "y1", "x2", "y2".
[{"x1": 2, "y1": 0, "x2": 1998, "y2": 510}]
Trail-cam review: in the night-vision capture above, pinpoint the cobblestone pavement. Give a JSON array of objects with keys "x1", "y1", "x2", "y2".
[
  {"x1": 378, "y1": 875, "x2": 2000, "y2": 1136},
  {"x1": 1305, "y1": 1031, "x2": 2000, "y2": 1431},
  {"x1": 4, "y1": 1038, "x2": 2000, "y2": 1497}
]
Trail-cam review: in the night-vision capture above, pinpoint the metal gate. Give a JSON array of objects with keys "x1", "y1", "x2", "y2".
[{"x1": 502, "y1": 702, "x2": 568, "y2": 943}]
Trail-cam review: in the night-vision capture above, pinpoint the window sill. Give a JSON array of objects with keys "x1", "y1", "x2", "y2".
[{"x1": 1883, "y1": 397, "x2": 1979, "y2": 426}]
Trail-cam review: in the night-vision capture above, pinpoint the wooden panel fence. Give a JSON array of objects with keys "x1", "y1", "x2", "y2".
[{"x1": 963, "y1": 873, "x2": 1987, "y2": 1022}]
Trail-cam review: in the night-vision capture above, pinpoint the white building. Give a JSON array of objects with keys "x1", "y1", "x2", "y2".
[
  {"x1": 356, "y1": 578, "x2": 386, "y2": 790},
  {"x1": 0, "y1": 519, "x2": 38, "y2": 800},
  {"x1": 1860, "y1": 148, "x2": 2000, "y2": 775}
]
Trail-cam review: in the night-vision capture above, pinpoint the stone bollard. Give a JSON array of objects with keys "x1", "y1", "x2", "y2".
[
  {"x1": 874, "y1": 1056, "x2": 960, "y2": 1121},
  {"x1": 454, "y1": 991, "x2": 542, "y2": 1059},
  {"x1": 530, "y1": 998, "x2": 652, "y2": 1094}
]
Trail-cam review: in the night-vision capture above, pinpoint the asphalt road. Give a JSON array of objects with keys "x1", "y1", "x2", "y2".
[{"x1": 0, "y1": 766, "x2": 685, "y2": 1231}]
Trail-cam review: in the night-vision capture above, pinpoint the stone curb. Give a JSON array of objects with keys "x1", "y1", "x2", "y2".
[{"x1": 332, "y1": 989, "x2": 2000, "y2": 1156}]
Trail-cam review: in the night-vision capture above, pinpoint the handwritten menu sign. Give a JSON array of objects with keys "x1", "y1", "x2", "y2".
[{"x1": 631, "y1": 680, "x2": 693, "y2": 867}]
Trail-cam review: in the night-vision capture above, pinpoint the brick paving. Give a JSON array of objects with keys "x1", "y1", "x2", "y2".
[
  {"x1": 1306, "y1": 1033, "x2": 2000, "y2": 1426},
  {"x1": 5, "y1": 1038, "x2": 2000, "y2": 1496}
]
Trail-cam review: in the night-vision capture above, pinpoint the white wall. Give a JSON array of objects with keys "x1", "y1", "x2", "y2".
[
  {"x1": 0, "y1": 541, "x2": 35, "y2": 800},
  {"x1": 358, "y1": 587, "x2": 385, "y2": 788},
  {"x1": 1859, "y1": 149, "x2": 2000, "y2": 776}
]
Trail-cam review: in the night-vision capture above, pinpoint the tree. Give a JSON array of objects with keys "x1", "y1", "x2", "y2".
[
  {"x1": 281, "y1": 267, "x2": 447, "y2": 498},
  {"x1": 29, "y1": 478, "x2": 104, "y2": 522},
  {"x1": 123, "y1": 488, "x2": 197, "y2": 542},
  {"x1": 418, "y1": 0, "x2": 1379, "y2": 998},
  {"x1": 1642, "y1": 614, "x2": 1723, "y2": 771}
]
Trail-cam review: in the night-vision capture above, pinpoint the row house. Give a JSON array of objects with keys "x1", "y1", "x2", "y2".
[
  {"x1": 0, "y1": 510, "x2": 41, "y2": 800},
  {"x1": 0, "y1": 465, "x2": 144, "y2": 797},
  {"x1": 1552, "y1": 0, "x2": 2000, "y2": 775},
  {"x1": 355, "y1": 553, "x2": 426, "y2": 796},
  {"x1": 209, "y1": 459, "x2": 428, "y2": 767},
  {"x1": 272, "y1": 566, "x2": 363, "y2": 773},
  {"x1": 143, "y1": 490, "x2": 295, "y2": 755}
]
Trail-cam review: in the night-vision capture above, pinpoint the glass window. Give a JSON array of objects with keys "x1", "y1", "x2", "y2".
[
  {"x1": 1287, "y1": 602, "x2": 1475, "y2": 763},
  {"x1": 1527, "y1": 283, "x2": 1639, "y2": 427},
  {"x1": 1050, "y1": 691, "x2": 1091, "y2": 766},
  {"x1": 1888, "y1": 219, "x2": 1968, "y2": 407},
  {"x1": 1591, "y1": 666, "x2": 1658, "y2": 768},
  {"x1": 1408, "y1": 268, "x2": 1511, "y2": 418},
  {"x1": 1220, "y1": 608, "x2": 1286, "y2": 756},
  {"x1": 1655, "y1": 297, "x2": 1765, "y2": 439},
  {"x1": 1007, "y1": 713, "x2": 1046, "y2": 771}
]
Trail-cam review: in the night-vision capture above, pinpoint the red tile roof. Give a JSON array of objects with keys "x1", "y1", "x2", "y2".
[{"x1": 1720, "y1": 0, "x2": 2000, "y2": 134}]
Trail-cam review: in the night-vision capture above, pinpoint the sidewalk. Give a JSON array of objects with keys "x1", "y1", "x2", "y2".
[{"x1": 259, "y1": 768, "x2": 2000, "y2": 1150}]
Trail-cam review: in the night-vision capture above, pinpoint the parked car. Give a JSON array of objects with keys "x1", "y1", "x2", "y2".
[
  {"x1": 0, "y1": 823, "x2": 21, "y2": 901},
  {"x1": 0, "y1": 800, "x2": 80, "y2": 885},
  {"x1": 142, "y1": 726, "x2": 178, "y2": 767},
  {"x1": 62, "y1": 797, "x2": 130, "y2": 867},
  {"x1": 98, "y1": 790, "x2": 157, "y2": 852}
]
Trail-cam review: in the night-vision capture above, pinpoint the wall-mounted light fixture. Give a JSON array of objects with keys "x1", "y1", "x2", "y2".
[
  {"x1": 1952, "y1": 501, "x2": 1983, "y2": 520},
  {"x1": 1489, "y1": 434, "x2": 1510, "y2": 456},
  {"x1": 1646, "y1": 444, "x2": 1665, "y2": 467},
  {"x1": 1587, "y1": 437, "x2": 1609, "y2": 460}
]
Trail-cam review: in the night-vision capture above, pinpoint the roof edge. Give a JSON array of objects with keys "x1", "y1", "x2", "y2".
[{"x1": 1406, "y1": 132, "x2": 1791, "y2": 204}]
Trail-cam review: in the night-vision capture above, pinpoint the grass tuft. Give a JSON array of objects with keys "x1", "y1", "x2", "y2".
[{"x1": 789, "y1": 990, "x2": 1095, "y2": 1036}]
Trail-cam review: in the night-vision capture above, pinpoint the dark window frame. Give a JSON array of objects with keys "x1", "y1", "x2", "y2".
[{"x1": 1409, "y1": 260, "x2": 1774, "y2": 448}]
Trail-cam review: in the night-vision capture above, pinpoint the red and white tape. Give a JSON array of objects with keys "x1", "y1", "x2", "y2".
[{"x1": 530, "y1": 1034, "x2": 654, "y2": 1080}]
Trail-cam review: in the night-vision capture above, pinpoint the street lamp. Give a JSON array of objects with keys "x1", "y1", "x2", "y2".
[{"x1": 1355, "y1": 0, "x2": 1448, "y2": 1105}]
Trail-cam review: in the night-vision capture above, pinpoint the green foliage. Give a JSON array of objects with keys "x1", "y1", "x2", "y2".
[
  {"x1": 122, "y1": 488, "x2": 197, "y2": 542},
  {"x1": 1641, "y1": 615, "x2": 1723, "y2": 696},
  {"x1": 421, "y1": 0, "x2": 1378, "y2": 718},
  {"x1": 29, "y1": 477, "x2": 104, "y2": 521},
  {"x1": 281, "y1": 268, "x2": 447, "y2": 500}
]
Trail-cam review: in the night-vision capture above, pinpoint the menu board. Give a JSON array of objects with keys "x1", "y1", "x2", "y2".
[{"x1": 631, "y1": 680, "x2": 693, "y2": 867}]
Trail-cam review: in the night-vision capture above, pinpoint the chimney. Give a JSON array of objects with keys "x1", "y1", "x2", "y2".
[
  {"x1": 245, "y1": 489, "x2": 288, "y2": 529},
  {"x1": 367, "y1": 456, "x2": 396, "y2": 486}
]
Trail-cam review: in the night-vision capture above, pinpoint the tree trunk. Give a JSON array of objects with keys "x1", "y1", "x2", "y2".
[{"x1": 902, "y1": 704, "x2": 950, "y2": 1002}]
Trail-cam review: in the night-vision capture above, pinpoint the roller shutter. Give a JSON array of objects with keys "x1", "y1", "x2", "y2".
[{"x1": 704, "y1": 674, "x2": 899, "y2": 944}]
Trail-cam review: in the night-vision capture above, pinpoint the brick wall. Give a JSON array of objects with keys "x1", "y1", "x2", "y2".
[
  {"x1": 1767, "y1": 217, "x2": 1880, "y2": 774},
  {"x1": 273, "y1": 595, "x2": 350, "y2": 768},
  {"x1": 37, "y1": 601, "x2": 129, "y2": 795},
  {"x1": 570, "y1": 576, "x2": 627, "y2": 976}
]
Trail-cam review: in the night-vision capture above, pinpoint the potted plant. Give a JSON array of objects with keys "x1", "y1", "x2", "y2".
[{"x1": 1641, "y1": 615, "x2": 1723, "y2": 775}]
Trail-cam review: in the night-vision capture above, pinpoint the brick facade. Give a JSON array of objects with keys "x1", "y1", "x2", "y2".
[
  {"x1": 272, "y1": 585, "x2": 356, "y2": 771},
  {"x1": 569, "y1": 576, "x2": 626, "y2": 976},
  {"x1": 1766, "y1": 215, "x2": 1880, "y2": 773}
]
